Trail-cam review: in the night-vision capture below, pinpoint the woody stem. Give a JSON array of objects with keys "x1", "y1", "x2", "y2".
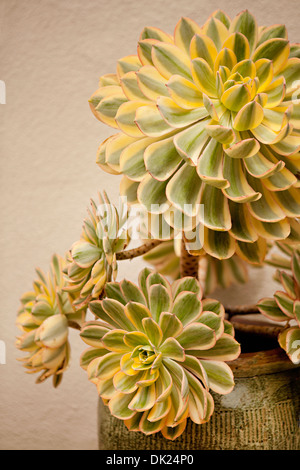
[
  {"x1": 180, "y1": 238, "x2": 200, "y2": 279},
  {"x1": 116, "y1": 239, "x2": 163, "y2": 261}
]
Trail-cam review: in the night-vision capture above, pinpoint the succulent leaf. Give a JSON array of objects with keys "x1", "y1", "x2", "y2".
[{"x1": 143, "y1": 238, "x2": 249, "y2": 295}]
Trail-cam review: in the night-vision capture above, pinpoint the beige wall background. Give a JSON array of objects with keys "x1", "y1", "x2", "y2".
[{"x1": 1, "y1": 0, "x2": 299, "y2": 450}]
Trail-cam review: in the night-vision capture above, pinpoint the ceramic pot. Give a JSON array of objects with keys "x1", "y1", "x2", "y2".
[{"x1": 98, "y1": 325, "x2": 300, "y2": 450}]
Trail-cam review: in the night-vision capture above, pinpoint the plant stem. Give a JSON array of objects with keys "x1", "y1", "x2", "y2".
[
  {"x1": 180, "y1": 238, "x2": 199, "y2": 279},
  {"x1": 116, "y1": 239, "x2": 162, "y2": 260}
]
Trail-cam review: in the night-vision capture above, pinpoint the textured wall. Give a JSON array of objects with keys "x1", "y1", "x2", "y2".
[{"x1": 1, "y1": 0, "x2": 299, "y2": 450}]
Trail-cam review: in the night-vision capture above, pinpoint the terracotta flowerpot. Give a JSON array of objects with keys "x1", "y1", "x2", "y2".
[{"x1": 98, "y1": 325, "x2": 300, "y2": 450}]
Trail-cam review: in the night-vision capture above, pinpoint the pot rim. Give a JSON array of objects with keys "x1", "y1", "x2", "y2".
[
  {"x1": 228, "y1": 347, "x2": 300, "y2": 377},
  {"x1": 225, "y1": 314, "x2": 300, "y2": 377}
]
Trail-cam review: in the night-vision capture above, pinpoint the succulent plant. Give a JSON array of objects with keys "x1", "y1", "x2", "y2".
[
  {"x1": 80, "y1": 268, "x2": 240, "y2": 439},
  {"x1": 143, "y1": 238, "x2": 249, "y2": 294},
  {"x1": 16, "y1": 255, "x2": 85, "y2": 386},
  {"x1": 63, "y1": 192, "x2": 130, "y2": 309},
  {"x1": 15, "y1": 9, "x2": 300, "y2": 445},
  {"x1": 258, "y1": 244, "x2": 300, "y2": 364},
  {"x1": 89, "y1": 10, "x2": 300, "y2": 264}
]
